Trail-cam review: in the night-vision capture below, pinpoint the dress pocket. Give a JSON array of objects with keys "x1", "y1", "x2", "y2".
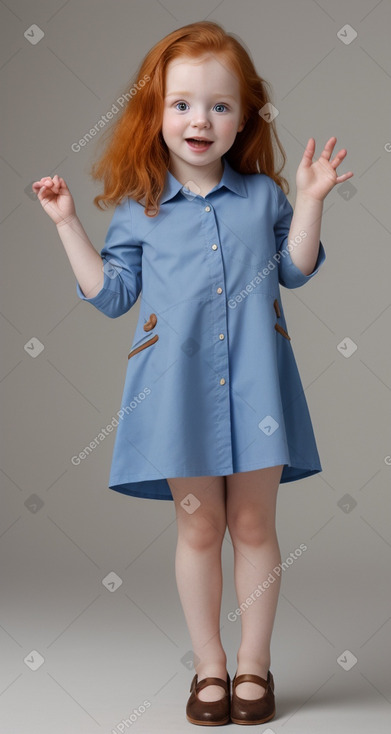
[
  {"x1": 128, "y1": 334, "x2": 159, "y2": 359},
  {"x1": 273, "y1": 299, "x2": 291, "y2": 341},
  {"x1": 128, "y1": 313, "x2": 159, "y2": 359}
]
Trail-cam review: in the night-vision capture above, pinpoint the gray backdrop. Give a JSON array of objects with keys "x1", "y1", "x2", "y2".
[{"x1": 1, "y1": 1, "x2": 390, "y2": 732}]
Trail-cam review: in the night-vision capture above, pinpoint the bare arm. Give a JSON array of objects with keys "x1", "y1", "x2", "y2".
[
  {"x1": 56, "y1": 215, "x2": 104, "y2": 298},
  {"x1": 32, "y1": 174, "x2": 104, "y2": 298},
  {"x1": 287, "y1": 193, "x2": 323, "y2": 276},
  {"x1": 287, "y1": 136, "x2": 354, "y2": 275}
]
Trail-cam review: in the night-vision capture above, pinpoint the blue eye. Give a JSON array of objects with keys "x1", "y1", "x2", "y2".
[{"x1": 173, "y1": 101, "x2": 229, "y2": 112}]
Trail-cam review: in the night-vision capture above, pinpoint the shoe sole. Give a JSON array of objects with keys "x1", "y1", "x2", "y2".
[
  {"x1": 230, "y1": 707, "x2": 275, "y2": 725},
  {"x1": 186, "y1": 714, "x2": 230, "y2": 725}
]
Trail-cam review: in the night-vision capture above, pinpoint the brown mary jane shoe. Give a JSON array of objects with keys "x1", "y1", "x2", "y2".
[
  {"x1": 186, "y1": 671, "x2": 230, "y2": 726},
  {"x1": 230, "y1": 670, "x2": 275, "y2": 725}
]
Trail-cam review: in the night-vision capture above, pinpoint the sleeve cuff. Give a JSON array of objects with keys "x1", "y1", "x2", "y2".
[
  {"x1": 76, "y1": 258, "x2": 125, "y2": 316},
  {"x1": 278, "y1": 240, "x2": 326, "y2": 288}
]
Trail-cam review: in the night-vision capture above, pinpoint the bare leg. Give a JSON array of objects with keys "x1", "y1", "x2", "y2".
[
  {"x1": 167, "y1": 474, "x2": 228, "y2": 702},
  {"x1": 226, "y1": 465, "x2": 284, "y2": 700}
]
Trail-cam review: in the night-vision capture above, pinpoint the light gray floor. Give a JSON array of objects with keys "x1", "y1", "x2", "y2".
[
  {"x1": 1, "y1": 487, "x2": 390, "y2": 733},
  {"x1": 1, "y1": 0, "x2": 391, "y2": 731}
]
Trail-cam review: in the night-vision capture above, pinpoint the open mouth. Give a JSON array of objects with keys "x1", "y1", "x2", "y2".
[{"x1": 186, "y1": 138, "x2": 213, "y2": 147}]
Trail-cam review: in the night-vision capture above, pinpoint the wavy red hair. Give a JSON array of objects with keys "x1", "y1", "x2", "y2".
[{"x1": 90, "y1": 20, "x2": 289, "y2": 217}]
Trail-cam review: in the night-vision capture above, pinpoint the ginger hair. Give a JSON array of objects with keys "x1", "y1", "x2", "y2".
[{"x1": 90, "y1": 20, "x2": 289, "y2": 217}]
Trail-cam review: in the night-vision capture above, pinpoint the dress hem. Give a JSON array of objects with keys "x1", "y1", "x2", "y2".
[{"x1": 107, "y1": 460, "x2": 322, "y2": 500}]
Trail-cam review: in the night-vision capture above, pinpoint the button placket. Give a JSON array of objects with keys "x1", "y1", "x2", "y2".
[
  {"x1": 200, "y1": 200, "x2": 232, "y2": 471},
  {"x1": 205, "y1": 207, "x2": 227, "y2": 379}
]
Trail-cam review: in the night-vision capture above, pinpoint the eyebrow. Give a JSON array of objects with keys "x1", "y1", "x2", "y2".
[{"x1": 165, "y1": 91, "x2": 238, "y2": 100}]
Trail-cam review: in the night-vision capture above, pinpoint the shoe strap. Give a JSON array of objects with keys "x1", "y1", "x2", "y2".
[
  {"x1": 196, "y1": 674, "x2": 229, "y2": 694},
  {"x1": 233, "y1": 672, "x2": 268, "y2": 690}
]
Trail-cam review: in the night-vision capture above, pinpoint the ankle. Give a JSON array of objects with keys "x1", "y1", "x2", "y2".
[
  {"x1": 236, "y1": 654, "x2": 270, "y2": 676},
  {"x1": 195, "y1": 656, "x2": 227, "y2": 679}
]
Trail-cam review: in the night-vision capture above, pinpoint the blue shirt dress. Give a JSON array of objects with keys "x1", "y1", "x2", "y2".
[{"x1": 76, "y1": 156, "x2": 326, "y2": 500}]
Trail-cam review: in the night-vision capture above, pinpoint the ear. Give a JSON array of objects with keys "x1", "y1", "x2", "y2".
[{"x1": 237, "y1": 116, "x2": 247, "y2": 132}]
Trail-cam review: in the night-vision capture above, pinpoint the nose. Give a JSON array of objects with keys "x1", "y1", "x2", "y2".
[{"x1": 190, "y1": 107, "x2": 211, "y2": 129}]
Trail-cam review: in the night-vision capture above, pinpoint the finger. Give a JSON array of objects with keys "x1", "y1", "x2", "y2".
[
  {"x1": 336, "y1": 172, "x2": 354, "y2": 183},
  {"x1": 34, "y1": 185, "x2": 51, "y2": 199},
  {"x1": 33, "y1": 181, "x2": 48, "y2": 193},
  {"x1": 319, "y1": 136, "x2": 338, "y2": 160},
  {"x1": 38, "y1": 184, "x2": 54, "y2": 196},
  {"x1": 48, "y1": 176, "x2": 62, "y2": 194},
  {"x1": 40, "y1": 177, "x2": 54, "y2": 188},
  {"x1": 301, "y1": 137, "x2": 315, "y2": 166},
  {"x1": 32, "y1": 178, "x2": 45, "y2": 187},
  {"x1": 38, "y1": 181, "x2": 59, "y2": 197},
  {"x1": 330, "y1": 149, "x2": 348, "y2": 167}
]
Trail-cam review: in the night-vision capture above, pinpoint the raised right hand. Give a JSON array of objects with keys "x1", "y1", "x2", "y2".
[{"x1": 32, "y1": 174, "x2": 77, "y2": 226}]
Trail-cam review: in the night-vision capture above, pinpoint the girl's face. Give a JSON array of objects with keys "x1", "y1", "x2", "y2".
[{"x1": 161, "y1": 53, "x2": 246, "y2": 182}]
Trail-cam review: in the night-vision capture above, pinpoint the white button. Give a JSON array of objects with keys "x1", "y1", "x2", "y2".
[
  {"x1": 219, "y1": 333, "x2": 224, "y2": 340},
  {"x1": 205, "y1": 205, "x2": 211, "y2": 212},
  {"x1": 220, "y1": 378, "x2": 226, "y2": 385},
  {"x1": 211, "y1": 244, "x2": 218, "y2": 250},
  {"x1": 217, "y1": 287, "x2": 223, "y2": 294}
]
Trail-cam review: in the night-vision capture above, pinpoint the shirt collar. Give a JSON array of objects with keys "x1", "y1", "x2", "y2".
[{"x1": 159, "y1": 155, "x2": 248, "y2": 204}]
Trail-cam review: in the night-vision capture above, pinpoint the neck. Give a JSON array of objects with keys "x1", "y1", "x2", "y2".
[{"x1": 168, "y1": 156, "x2": 224, "y2": 193}]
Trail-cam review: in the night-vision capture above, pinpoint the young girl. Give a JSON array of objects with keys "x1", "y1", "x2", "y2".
[{"x1": 33, "y1": 21, "x2": 352, "y2": 727}]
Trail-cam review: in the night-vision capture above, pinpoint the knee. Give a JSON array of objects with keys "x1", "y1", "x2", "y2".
[
  {"x1": 179, "y1": 514, "x2": 226, "y2": 551},
  {"x1": 227, "y1": 509, "x2": 273, "y2": 547}
]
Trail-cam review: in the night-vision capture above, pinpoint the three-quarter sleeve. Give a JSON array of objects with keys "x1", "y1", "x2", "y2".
[
  {"x1": 76, "y1": 197, "x2": 142, "y2": 318},
  {"x1": 273, "y1": 181, "x2": 326, "y2": 289}
]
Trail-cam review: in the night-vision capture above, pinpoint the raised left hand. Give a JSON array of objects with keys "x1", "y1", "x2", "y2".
[{"x1": 296, "y1": 136, "x2": 354, "y2": 202}]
